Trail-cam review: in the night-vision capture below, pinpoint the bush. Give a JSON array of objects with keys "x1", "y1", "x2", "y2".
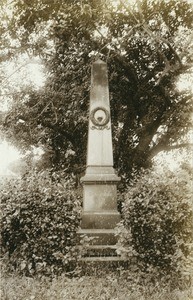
[
  {"x1": 0, "y1": 169, "x2": 82, "y2": 276},
  {"x1": 117, "y1": 165, "x2": 193, "y2": 284}
]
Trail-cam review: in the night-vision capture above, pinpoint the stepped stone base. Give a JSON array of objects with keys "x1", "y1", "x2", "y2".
[
  {"x1": 77, "y1": 260, "x2": 129, "y2": 276},
  {"x1": 78, "y1": 228, "x2": 118, "y2": 245},
  {"x1": 77, "y1": 228, "x2": 129, "y2": 274},
  {"x1": 76, "y1": 244, "x2": 129, "y2": 275},
  {"x1": 83, "y1": 245, "x2": 118, "y2": 257},
  {"x1": 78, "y1": 166, "x2": 121, "y2": 267}
]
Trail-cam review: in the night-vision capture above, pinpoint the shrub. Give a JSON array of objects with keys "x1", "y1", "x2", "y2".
[
  {"x1": 0, "y1": 169, "x2": 82, "y2": 276},
  {"x1": 117, "y1": 165, "x2": 193, "y2": 284}
]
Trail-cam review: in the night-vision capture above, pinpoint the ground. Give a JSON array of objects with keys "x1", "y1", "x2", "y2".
[{"x1": 1, "y1": 270, "x2": 193, "y2": 300}]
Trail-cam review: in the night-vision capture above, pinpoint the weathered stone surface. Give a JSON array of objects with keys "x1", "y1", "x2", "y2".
[
  {"x1": 78, "y1": 60, "x2": 122, "y2": 262},
  {"x1": 81, "y1": 245, "x2": 118, "y2": 257},
  {"x1": 78, "y1": 229, "x2": 117, "y2": 245},
  {"x1": 81, "y1": 211, "x2": 120, "y2": 229},
  {"x1": 83, "y1": 185, "x2": 117, "y2": 211},
  {"x1": 87, "y1": 59, "x2": 115, "y2": 167}
]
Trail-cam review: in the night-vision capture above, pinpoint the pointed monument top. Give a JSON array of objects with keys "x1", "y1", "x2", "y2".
[{"x1": 93, "y1": 58, "x2": 106, "y2": 65}]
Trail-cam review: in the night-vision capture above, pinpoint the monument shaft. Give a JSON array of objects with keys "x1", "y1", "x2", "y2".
[
  {"x1": 87, "y1": 59, "x2": 113, "y2": 166},
  {"x1": 80, "y1": 59, "x2": 120, "y2": 241}
]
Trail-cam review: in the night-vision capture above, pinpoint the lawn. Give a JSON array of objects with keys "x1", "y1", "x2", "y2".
[{"x1": 1, "y1": 268, "x2": 193, "y2": 300}]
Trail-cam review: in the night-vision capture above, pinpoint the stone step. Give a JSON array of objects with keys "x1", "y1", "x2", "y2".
[
  {"x1": 78, "y1": 228, "x2": 117, "y2": 245},
  {"x1": 81, "y1": 245, "x2": 118, "y2": 257},
  {"x1": 80, "y1": 256, "x2": 126, "y2": 262},
  {"x1": 77, "y1": 256, "x2": 129, "y2": 275}
]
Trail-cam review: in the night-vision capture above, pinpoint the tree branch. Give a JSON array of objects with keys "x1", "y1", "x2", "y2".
[
  {"x1": 120, "y1": 0, "x2": 139, "y2": 23},
  {"x1": 51, "y1": 101, "x2": 58, "y2": 125},
  {"x1": 34, "y1": 101, "x2": 52, "y2": 120},
  {"x1": 40, "y1": 120, "x2": 75, "y2": 146},
  {"x1": 149, "y1": 142, "x2": 193, "y2": 159}
]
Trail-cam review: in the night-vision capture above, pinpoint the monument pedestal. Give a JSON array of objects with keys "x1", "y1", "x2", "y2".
[{"x1": 80, "y1": 167, "x2": 120, "y2": 232}]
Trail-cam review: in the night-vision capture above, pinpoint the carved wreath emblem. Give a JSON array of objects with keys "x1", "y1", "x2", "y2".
[{"x1": 90, "y1": 107, "x2": 110, "y2": 130}]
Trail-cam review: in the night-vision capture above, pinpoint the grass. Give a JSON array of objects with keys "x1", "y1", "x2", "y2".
[{"x1": 1, "y1": 267, "x2": 193, "y2": 300}]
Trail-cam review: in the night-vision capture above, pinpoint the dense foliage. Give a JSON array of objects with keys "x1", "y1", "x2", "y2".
[
  {"x1": 117, "y1": 164, "x2": 193, "y2": 283},
  {"x1": 0, "y1": 0, "x2": 193, "y2": 181},
  {"x1": 0, "y1": 169, "x2": 81, "y2": 276}
]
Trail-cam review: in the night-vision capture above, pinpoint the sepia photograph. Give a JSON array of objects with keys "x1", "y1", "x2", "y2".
[{"x1": 0, "y1": 0, "x2": 193, "y2": 299}]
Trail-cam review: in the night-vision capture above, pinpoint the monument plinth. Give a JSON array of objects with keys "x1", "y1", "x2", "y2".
[{"x1": 79, "y1": 59, "x2": 121, "y2": 246}]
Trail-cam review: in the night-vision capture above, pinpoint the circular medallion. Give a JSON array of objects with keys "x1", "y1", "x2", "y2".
[{"x1": 90, "y1": 107, "x2": 110, "y2": 127}]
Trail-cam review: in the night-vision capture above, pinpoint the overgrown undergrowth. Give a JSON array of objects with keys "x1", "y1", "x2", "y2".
[
  {"x1": 1, "y1": 166, "x2": 193, "y2": 299},
  {"x1": 1, "y1": 268, "x2": 193, "y2": 300}
]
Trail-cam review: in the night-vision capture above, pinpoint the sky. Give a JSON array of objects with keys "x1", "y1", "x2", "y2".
[
  {"x1": 0, "y1": 58, "x2": 46, "y2": 176},
  {"x1": 0, "y1": 141, "x2": 20, "y2": 176}
]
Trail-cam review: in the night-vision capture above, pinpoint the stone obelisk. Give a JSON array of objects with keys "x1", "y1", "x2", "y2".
[{"x1": 79, "y1": 59, "x2": 121, "y2": 247}]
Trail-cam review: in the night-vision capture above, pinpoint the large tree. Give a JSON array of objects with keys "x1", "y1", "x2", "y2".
[{"x1": 0, "y1": 0, "x2": 193, "y2": 183}]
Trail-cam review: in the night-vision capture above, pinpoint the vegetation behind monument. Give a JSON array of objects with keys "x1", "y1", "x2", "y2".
[{"x1": 0, "y1": 0, "x2": 192, "y2": 182}]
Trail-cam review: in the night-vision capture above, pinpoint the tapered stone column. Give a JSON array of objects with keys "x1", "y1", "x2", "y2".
[{"x1": 79, "y1": 59, "x2": 121, "y2": 245}]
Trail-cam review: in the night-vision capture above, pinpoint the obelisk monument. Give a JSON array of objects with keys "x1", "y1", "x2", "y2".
[{"x1": 79, "y1": 59, "x2": 120, "y2": 247}]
